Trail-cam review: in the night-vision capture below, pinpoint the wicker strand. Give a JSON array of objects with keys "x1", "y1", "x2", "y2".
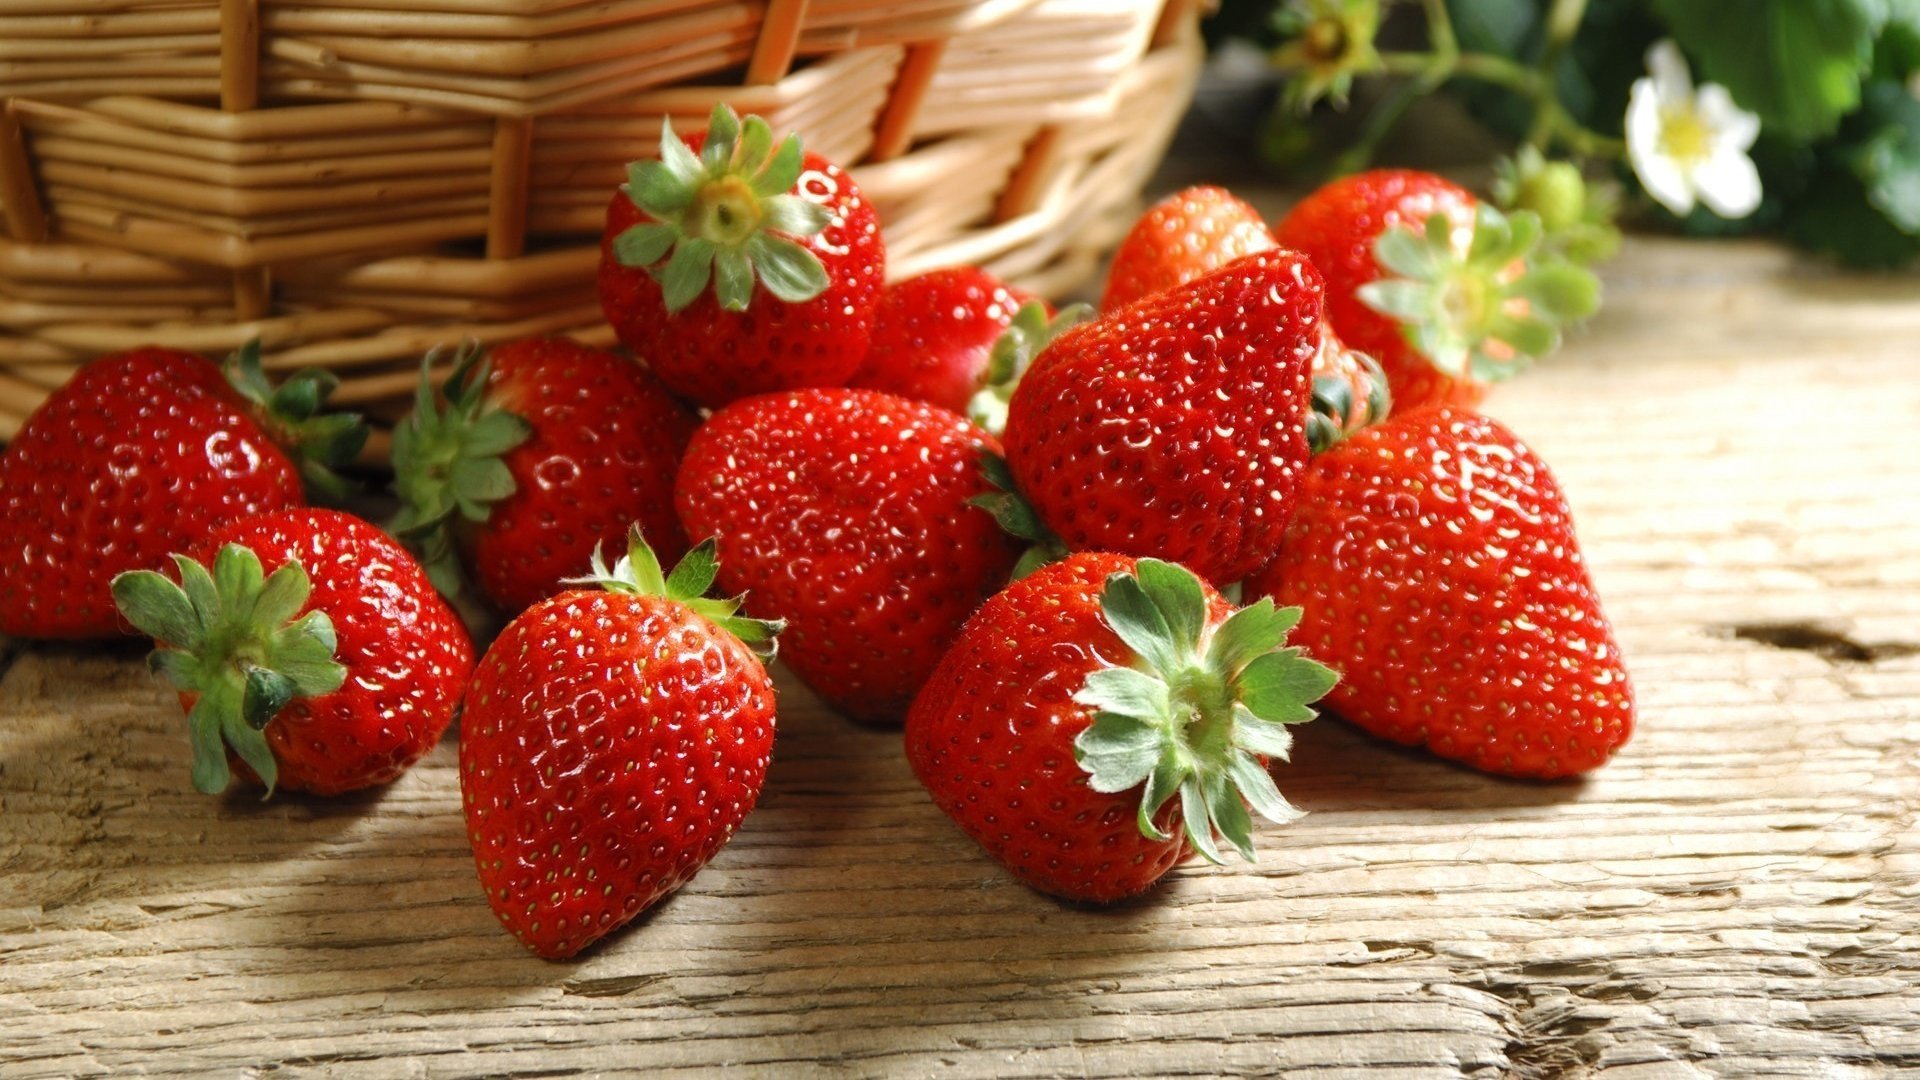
[
  {"x1": 485, "y1": 116, "x2": 534, "y2": 260},
  {"x1": 868, "y1": 39, "x2": 946, "y2": 162},
  {"x1": 746, "y1": 0, "x2": 811, "y2": 85},
  {"x1": 0, "y1": 103, "x2": 49, "y2": 243},
  {"x1": 219, "y1": 0, "x2": 261, "y2": 113}
]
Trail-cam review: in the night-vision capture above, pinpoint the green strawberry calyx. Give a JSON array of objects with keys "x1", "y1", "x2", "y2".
[
  {"x1": 971, "y1": 450, "x2": 1070, "y2": 580},
  {"x1": 1304, "y1": 330, "x2": 1391, "y2": 456},
  {"x1": 1357, "y1": 203, "x2": 1601, "y2": 383},
  {"x1": 612, "y1": 103, "x2": 833, "y2": 314},
  {"x1": 567, "y1": 526, "x2": 784, "y2": 658},
  {"x1": 1073, "y1": 559, "x2": 1338, "y2": 864},
  {"x1": 389, "y1": 342, "x2": 532, "y2": 598},
  {"x1": 966, "y1": 301, "x2": 1093, "y2": 436},
  {"x1": 224, "y1": 339, "x2": 369, "y2": 501},
  {"x1": 112, "y1": 544, "x2": 347, "y2": 797}
]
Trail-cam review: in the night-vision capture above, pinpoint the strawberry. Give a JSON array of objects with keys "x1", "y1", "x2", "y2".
[
  {"x1": 847, "y1": 266, "x2": 1044, "y2": 415},
  {"x1": 906, "y1": 553, "x2": 1336, "y2": 902},
  {"x1": 459, "y1": 529, "x2": 781, "y2": 959},
  {"x1": 675, "y1": 388, "x2": 1018, "y2": 724},
  {"x1": 0, "y1": 344, "x2": 364, "y2": 640},
  {"x1": 1246, "y1": 407, "x2": 1634, "y2": 778},
  {"x1": 598, "y1": 104, "x2": 884, "y2": 408},
  {"x1": 1101, "y1": 185, "x2": 1278, "y2": 311},
  {"x1": 999, "y1": 249, "x2": 1325, "y2": 587},
  {"x1": 1275, "y1": 168, "x2": 1598, "y2": 413},
  {"x1": 111, "y1": 507, "x2": 472, "y2": 796},
  {"x1": 391, "y1": 338, "x2": 697, "y2": 611}
]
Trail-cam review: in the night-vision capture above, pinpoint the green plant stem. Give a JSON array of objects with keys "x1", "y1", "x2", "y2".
[{"x1": 1340, "y1": 0, "x2": 1620, "y2": 172}]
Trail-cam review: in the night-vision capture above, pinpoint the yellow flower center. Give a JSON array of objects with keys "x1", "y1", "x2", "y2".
[{"x1": 1658, "y1": 105, "x2": 1712, "y2": 167}]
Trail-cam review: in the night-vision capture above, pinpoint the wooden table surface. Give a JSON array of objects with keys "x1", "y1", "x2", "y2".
[{"x1": 3, "y1": 235, "x2": 1919, "y2": 1077}]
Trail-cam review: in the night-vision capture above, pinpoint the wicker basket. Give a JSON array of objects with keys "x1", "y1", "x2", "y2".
[{"x1": 0, "y1": 0, "x2": 1205, "y2": 439}]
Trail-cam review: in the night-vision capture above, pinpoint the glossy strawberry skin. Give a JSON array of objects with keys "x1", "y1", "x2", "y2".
[
  {"x1": 463, "y1": 338, "x2": 697, "y2": 612},
  {"x1": 1102, "y1": 185, "x2": 1278, "y2": 311},
  {"x1": 460, "y1": 589, "x2": 776, "y2": 959},
  {"x1": 1248, "y1": 407, "x2": 1633, "y2": 778},
  {"x1": 1275, "y1": 170, "x2": 1483, "y2": 412},
  {"x1": 906, "y1": 553, "x2": 1233, "y2": 902},
  {"x1": 1003, "y1": 249, "x2": 1325, "y2": 587},
  {"x1": 0, "y1": 348, "x2": 303, "y2": 640},
  {"x1": 192, "y1": 508, "x2": 473, "y2": 795},
  {"x1": 597, "y1": 139, "x2": 885, "y2": 409},
  {"x1": 676, "y1": 389, "x2": 1018, "y2": 724},
  {"x1": 848, "y1": 267, "x2": 1036, "y2": 414}
]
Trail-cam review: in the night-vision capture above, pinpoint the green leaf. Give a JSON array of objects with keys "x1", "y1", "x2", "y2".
[
  {"x1": 1133, "y1": 559, "x2": 1208, "y2": 655},
  {"x1": 464, "y1": 411, "x2": 532, "y2": 458},
  {"x1": 660, "y1": 237, "x2": 718, "y2": 312},
  {"x1": 613, "y1": 221, "x2": 679, "y2": 267},
  {"x1": 1136, "y1": 755, "x2": 1184, "y2": 843},
  {"x1": 1225, "y1": 750, "x2": 1304, "y2": 826},
  {"x1": 1180, "y1": 777, "x2": 1225, "y2": 865},
  {"x1": 1654, "y1": 0, "x2": 1877, "y2": 139},
  {"x1": 223, "y1": 713, "x2": 279, "y2": 797},
  {"x1": 658, "y1": 116, "x2": 706, "y2": 188},
  {"x1": 701, "y1": 103, "x2": 741, "y2": 174},
  {"x1": 713, "y1": 246, "x2": 755, "y2": 312},
  {"x1": 272, "y1": 612, "x2": 345, "y2": 696},
  {"x1": 1011, "y1": 545, "x2": 1059, "y2": 581},
  {"x1": 1204, "y1": 771, "x2": 1256, "y2": 862},
  {"x1": 1372, "y1": 225, "x2": 1438, "y2": 279},
  {"x1": 627, "y1": 160, "x2": 692, "y2": 218},
  {"x1": 753, "y1": 132, "x2": 806, "y2": 198},
  {"x1": 761, "y1": 194, "x2": 832, "y2": 238},
  {"x1": 186, "y1": 694, "x2": 233, "y2": 795},
  {"x1": 1073, "y1": 710, "x2": 1164, "y2": 793},
  {"x1": 737, "y1": 115, "x2": 775, "y2": 175},
  {"x1": 1356, "y1": 279, "x2": 1431, "y2": 321},
  {"x1": 1208, "y1": 599, "x2": 1301, "y2": 675},
  {"x1": 1074, "y1": 666, "x2": 1173, "y2": 720},
  {"x1": 622, "y1": 527, "x2": 669, "y2": 596},
  {"x1": 1098, "y1": 572, "x2": 1179, "y2": 674},
  {"x1": 666, "y1": 538, "x2": 720, "y2": 600},
  {"x1": 1238, "y1": 650, "x2": 1338, "y2": 725},
  {"x1": 211, "y1": 544, "x2": 265, "y2": 618},
  {"x1": 1515, "y1": 262, "x2": 1601, "y2": 321},
  {"x1": 450, "y1": 457, "x2": 516, "y2": 518},
  {"x1": 241, "y1": 666, "x2": 296, "y2": 730},
  {"x1": 1230, "y1": 703, "x2": 1298, "y2": 760},
  {"x1": 1850, "y1": 79, "x2": 1920, "y2": 233},
  {"x1": 745, "y1": 233, "x2": 829, "y2": 304},
  {"x1": 111, "y1": 569, "x2": 202, "y2": 649},
  {"x1": 251, "y1": 562, "x2": 312, "y2": 630}
]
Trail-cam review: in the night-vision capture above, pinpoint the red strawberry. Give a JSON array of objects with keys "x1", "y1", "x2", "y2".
[
  {"x1": 459, "y1": 530, "x2": 781, "y2": 959},
  {"x1": 676, "y1": 388, "x2": 1017, "y2": 724},
  {"x1": 906, "y1": 553, "x2": 1336, "y2": 902},
  {"x1": 391, "y1": 338, "x2": 697, "y2": 611},
  {"x1": 847, "y1": 266, "x2": 1040, "y2": 415},
  {"x1": 1101, "y1": 185, "x2": 1278, "y2": 311},
  {"x1": 1275, "y1": 169, "x2": 1598, "y2": 413},
  {"x1": 1247, "y1": 407, "x2": 1634, "y2": 778},
  {"x1": 0, "y1": 344, "x2": 364, "y2": 640},
  {"x1": 111, "y1": 507, "x2": 472, "y2": 796},
  {"x1": 598, "y1": 104, "x2": 884, "y2": 408},
  {"x1": 1000, "y1": 249, "x2": 1325, "y2": 587}
]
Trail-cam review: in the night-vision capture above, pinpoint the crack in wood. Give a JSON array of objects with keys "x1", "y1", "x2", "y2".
[{"x1": 1725, "y1": 621, "x2": 1920, "y2": 664}]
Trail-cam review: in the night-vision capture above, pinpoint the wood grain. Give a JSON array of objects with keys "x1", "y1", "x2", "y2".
[{"x1": 2, "y1": 236, "x2": 1918, "y2": 1077}]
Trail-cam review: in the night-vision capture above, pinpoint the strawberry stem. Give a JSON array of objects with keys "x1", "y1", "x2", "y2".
[{"x1": 565, "y1": 526, "x2": 784, "y2": 658}]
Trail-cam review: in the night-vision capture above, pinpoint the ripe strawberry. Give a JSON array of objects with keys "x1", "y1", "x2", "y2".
[
  {"x1": 906, "y1": 553, "x2": 1336, "y2": 902},
  {"x1": 111, "y1": 507, "x2": 472, "y2": 796},
  {"x1": 1101, "y1": 185, "x2": 1278, "y2": 311},
  {"x1": 460, "y1": 529, "x2": 781, "y2": 959},
  {"x1": 598, "y1": 104, "x2": 884, "y2": 408},
  {"x1": 0, "y1": 344, "x2": 364, "y2": 640},
  {"x1": 1000, "y1": 249, "x2": 1325, "y2": 587},
  {"x1": 1247, "y1": 407, "x2": 1634, "y2": 778},
  {"x1": 847, "y1": 266, "x2": 1043, "y2": 415},
  {"x1": 1275, "y1": 169, "x2": 1598, "y2": 413},
  {"x1": 391, "y1": 338, "x2": 697, "y2": 611},
  {"x1": 676, "y1": 388, "x2": 1017, "y2": 724}
]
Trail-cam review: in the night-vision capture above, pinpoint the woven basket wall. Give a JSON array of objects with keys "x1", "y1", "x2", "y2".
[{"x1": 0, "y1": 0, "x2": 1206, "y2": 440}]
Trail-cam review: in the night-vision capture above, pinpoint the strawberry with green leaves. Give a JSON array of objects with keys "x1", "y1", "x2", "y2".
[
  {"x1": 847, "y1": 266, "x2": 1061, "y2": 419},
  {"x1": 906, "y1": 554, "x2": 1336, "y2": 902},
  {"x1": 599, "y1": 104, "x2": 884, "y2": 408},
  {"x1": 0, "y1": 344, "x2": 363, "y2": 640},
  {"x1": 1275, "y1": 168, "x2": 1599, "y2": 412},
  {"x1": 676, "y1": 388, "x2": 1018, "y2": 724},
  {"x1": 111, "y1": 508, "x2": 472, "y2": 796},
  {"x1": 998, "y1": 249, "x2": 1326, "y2": 587},
  {"x1": 460, "y1": 529, "x2": 781, "y2": 959},
  {"x1": 391, "y1": 338, "x2": 696, "y2": 611},
  {"x1": 1248, "y1": 407, "x2": 1634, "y2": 778}
]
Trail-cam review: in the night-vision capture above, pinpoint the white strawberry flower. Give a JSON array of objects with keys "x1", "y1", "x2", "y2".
[{"x1": 1625, "y1": 39, "x2": 1763, "y2": 219}]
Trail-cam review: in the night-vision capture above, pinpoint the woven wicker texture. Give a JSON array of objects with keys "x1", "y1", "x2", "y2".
[{"x1": 0, "y1": 0, "x2": 1204, "y2": 438}]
